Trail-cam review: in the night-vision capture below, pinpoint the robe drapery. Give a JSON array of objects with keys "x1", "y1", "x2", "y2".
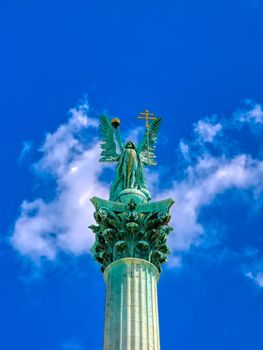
[{"x1": 109, "y1": 142, "x2": 151, "y2": 202}]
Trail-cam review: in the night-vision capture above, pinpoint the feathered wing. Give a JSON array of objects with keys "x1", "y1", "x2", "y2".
[
  {"x1": 138, "y1": 118, "x2": 161, "y2": 166},
  {"x1": 99, "y1": 115, "x2": 119, "y2": 162}
]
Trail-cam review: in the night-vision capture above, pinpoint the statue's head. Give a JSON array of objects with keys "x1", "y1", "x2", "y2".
[{"x1": 125, "y1": 141, "x2": 135, "y2": 149}]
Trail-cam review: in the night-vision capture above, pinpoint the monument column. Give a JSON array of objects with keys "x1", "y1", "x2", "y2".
[
  {"x1": 89, "y1": 113, "x2": 174, "y2": 350},
  {"x1": 103, "y1": 258, "x2": 160, "y2": 350}
]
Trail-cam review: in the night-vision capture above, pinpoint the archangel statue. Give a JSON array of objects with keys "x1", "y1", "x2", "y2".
[{"x1": 99, "y1": 114, "x2": 161, "y2": 202}]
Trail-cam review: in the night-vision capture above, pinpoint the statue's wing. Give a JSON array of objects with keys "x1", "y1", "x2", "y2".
[
  {"x1": 99, "y1": 115, "x2": 119, "y2": 162},
  {"x1": 138, "y1": 118, "x2": 161, "y2": 166}
]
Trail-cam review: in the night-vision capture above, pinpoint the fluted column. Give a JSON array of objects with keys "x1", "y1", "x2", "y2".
[{"x1": 103, "y1": 258, "x2": 160, "y2": 350}]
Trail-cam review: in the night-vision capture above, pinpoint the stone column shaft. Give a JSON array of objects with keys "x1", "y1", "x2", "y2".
[{"x1": 103, "y1": 258, "x2": 160, "y2": 350}]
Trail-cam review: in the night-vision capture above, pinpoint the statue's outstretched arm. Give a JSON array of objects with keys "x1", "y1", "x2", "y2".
[{"x1": 115, "y1": 125, "x2": 124, "y2": 152}]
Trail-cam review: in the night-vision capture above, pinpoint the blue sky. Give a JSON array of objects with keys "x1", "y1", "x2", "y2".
[{"x1": 1, "y1": 0, "x2": 263, "y2": 349}]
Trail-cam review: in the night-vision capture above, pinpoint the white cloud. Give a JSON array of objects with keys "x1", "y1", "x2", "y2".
[
  {"x1": 194, "y1": 119, "x2": 222, "y2": 142},
  {"x1": 179, "y1": 140, "x2": 190, "y2": 159},
  {"x1": 238, "y1": 102, "x2": 263, "y2": 124},
  {"x1": 11, "y1": 103, "x2": 109, "y2": 261},
  {"x1": 246, "y1": 271, "x2": 263, "y2": 288},
  {"x1": 156, "y1": 154, "x2": 263, "y2": 252},
  {"x1": 153, "y1": 101, "x2": 263, "y2": 254}
]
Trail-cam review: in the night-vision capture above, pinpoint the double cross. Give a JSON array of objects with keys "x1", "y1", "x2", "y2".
[{"x1": 137, "y1": 109, "x2": 158, "y2": 128}]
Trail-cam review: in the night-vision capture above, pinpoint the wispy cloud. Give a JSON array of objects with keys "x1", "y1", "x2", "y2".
[
  {"x1": 151, "y1": 101, "x2": 263, "y2": 256},
  {"x1": 246, "y1": 271, "x2": 263, "y2": 287},
  {"x1": 18, "y1": 141, "x2": 33, "y2": 163},
  {"x1": 194, "y1": 118, "x2": 222, "y2": 142},
  {"x1": 11, "y1": 102, "x2": 108, "y2": 261},
  {"x1": 244, "y1": 253, "x2": 263, "y2": 288},
  {"x1": 236, "y1": 100, "x2": 263, "y2": 124},
  {"x1": 159, "y1": 154, "x2": 263, "y2": 252}
]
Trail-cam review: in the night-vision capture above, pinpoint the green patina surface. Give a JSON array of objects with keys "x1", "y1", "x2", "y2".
[
  {"x1": 103, "y1": 258, "x2": 160, "y2": 350},
  {"x1": 90, "y1": 114, "x2": 174, "y2": 272},
  {"x1": 99, "y1": 114, "x2": 161, "y2": 202},
  {"x1": 90, "y1": 196, "x2": 174, "y2": 272},
  {"x1": 89, "y1": 114, "x2": 174, "y2": 349}
]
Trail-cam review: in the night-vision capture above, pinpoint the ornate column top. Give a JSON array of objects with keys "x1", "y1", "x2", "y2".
[
  {"x1": 89, "y1": 113, "x2": 175, "y2": 273},
  {"x1": 90, "y1": 196, "x2": 174, "y2": 272}
]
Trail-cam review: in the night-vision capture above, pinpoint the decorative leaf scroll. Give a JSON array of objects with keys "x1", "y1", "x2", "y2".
[{"x1": 90, "y1": 198, "x2": 174, "y2": 272}]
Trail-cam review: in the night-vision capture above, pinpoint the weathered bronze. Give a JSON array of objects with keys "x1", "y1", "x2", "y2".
[{"x1": 89, "y1": 113, "x2": 174, "y2": 350}]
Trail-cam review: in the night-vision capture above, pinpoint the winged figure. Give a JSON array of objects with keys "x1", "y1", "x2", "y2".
[{"x1": 99, "y1": 115, "x2": 161, "y2": 202}]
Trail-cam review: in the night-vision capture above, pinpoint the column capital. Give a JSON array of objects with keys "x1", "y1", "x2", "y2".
[{"x1": 89, "y1": 196, "x2": 174, "y2": 273}]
